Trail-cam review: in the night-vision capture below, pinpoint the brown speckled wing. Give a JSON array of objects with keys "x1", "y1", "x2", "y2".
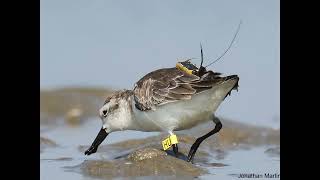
[{"x1": 133, "y1": 68, "x2": 225, "y2": 111}]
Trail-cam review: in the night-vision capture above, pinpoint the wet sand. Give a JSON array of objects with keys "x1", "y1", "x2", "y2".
[{"x1": 41, "y1": 118, "x2": 279, "y2": 179}]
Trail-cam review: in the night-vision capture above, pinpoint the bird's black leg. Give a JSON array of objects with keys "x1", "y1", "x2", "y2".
[
  {"x1": 85, "y1": 128, "x2": 108, "y2": 155},
  {"x1": 172, "y1": 144, "x2": 179, "y2": 157},
  {"x1": 187, "y1": 116, "x2": 222, "y2": 162}
]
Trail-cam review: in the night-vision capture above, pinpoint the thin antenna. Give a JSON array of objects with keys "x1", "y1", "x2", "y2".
[
  {"x1": 205, "y1": 20, "x2": 242, "y2": 68},
  {"x1": 200, "y1": 43, "x2": 204, "y2": 67}
]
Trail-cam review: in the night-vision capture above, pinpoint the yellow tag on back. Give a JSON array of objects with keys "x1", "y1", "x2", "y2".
[
  {"x1": 162, "y1": 134, "x2": 178, "y2": 150},
  {"x1": 176, "y1": 63, "x2": 194, "y2": 75}
]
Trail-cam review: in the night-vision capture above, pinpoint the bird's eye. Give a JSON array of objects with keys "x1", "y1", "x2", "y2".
[{"x1": 102, "y1": 109, "x2": 108, "y2": 117}]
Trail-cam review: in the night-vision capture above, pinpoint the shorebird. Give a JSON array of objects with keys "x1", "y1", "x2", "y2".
[
  {"x1": 84, "y1": 46, "x2": 239, "y2": 162},
  {"x1": 84, "y1": 22, "x2": 241, "y2": 162}
]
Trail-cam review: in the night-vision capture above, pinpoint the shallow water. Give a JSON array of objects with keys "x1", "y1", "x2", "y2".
[
  {"x1": 40, "y1": 118, "x2": 279, "y2": 180},
  {"x1": 200, "y1": 147, "x2": 280, "y2": 179},
  {"x1": 40, "y1": 119, "x2": 160, "y2": 180}
]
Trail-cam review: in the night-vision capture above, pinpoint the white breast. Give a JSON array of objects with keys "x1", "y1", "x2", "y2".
[{"x1": 131, "y1": 82, "x2": 234, "y2": 132}]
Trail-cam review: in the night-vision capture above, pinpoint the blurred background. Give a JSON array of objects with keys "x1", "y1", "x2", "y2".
[
  {"x1": 40, "y1": 1, "x2": 279, "y2": 179},
  {"x1": 41, "y1": 0, "x2": 279, "y2": 128}
]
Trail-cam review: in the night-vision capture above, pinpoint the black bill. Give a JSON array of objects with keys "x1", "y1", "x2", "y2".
[{"x1": 84, "y1": 128, "x2": 109, "y2": 155}]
